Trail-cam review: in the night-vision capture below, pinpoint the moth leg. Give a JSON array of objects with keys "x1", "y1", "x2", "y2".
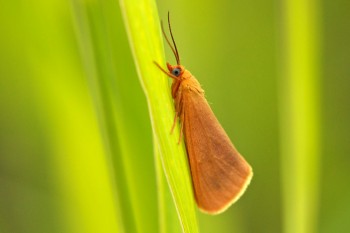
[
  {"x1": 170, "y1": 112, "x2": 178, "y2": 134},
  {"x1": 171, "y1": 87, "x2": 183, "y2": 134},
  {"x1": 178, "y1": 109, "x2": 185, "y2": 144}
]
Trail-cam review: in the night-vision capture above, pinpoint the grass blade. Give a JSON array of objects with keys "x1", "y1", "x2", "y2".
[
  {"x1": 279, "y1": 0, "x2": 321, "y2": 232},
  {"x1": 119, "y1": 0, "x2": 199, "y2": 232}
]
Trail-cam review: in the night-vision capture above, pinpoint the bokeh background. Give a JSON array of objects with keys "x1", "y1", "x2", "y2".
[{"x1": 1, "y1": 0, "x2": 349, "y2": 233}]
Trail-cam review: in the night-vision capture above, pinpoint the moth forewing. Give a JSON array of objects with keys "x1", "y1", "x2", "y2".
[{"x1": 181, "y1": 81, "x2": 253, "y2": 214}]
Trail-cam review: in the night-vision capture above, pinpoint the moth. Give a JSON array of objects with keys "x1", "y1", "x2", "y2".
[{"x1": 155, "y1": 13, "x2": 253, "y2": 214}]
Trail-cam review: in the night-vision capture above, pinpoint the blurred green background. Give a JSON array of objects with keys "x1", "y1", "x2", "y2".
[{"x1": 1, "y1": 0, "x2": 349, "y2": 233}]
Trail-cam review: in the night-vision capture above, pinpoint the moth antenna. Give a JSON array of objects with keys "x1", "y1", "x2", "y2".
[
  {"x1": 161, "y1": 21, "x2": 178, "y2": 64},
  {"x1": 167, "y1": 12, "x2": 181, "y2": 65}
]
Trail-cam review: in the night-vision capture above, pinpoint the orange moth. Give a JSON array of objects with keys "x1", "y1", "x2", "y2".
[{"x1": 154, "y1": 13, "x2": 253, "y2": 214}]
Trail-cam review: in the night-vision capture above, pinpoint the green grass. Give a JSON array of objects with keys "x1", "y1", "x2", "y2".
[
  {"x1": 71, "y1": 1, "x2": 138, "y2": 232},
  {"x1": 279, "y1": 0, "x2": 321, "y2": 232},
  {"x1": 71, "y1": 0, "x2": 199, "y2": 232},
  {"x1": 3, "y1": 0, "x2": 349, "y2": 232},
  {"x1": 119, "y1": 0, "x2": 199, "y2": 232}
]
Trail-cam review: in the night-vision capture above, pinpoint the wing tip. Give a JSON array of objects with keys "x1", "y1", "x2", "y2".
[{"x1": 198, "y1": 166, "x2": 254, "y2": 215}]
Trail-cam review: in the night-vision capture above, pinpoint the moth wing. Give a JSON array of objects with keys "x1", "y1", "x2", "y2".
[{"x1": 182, "y1": 89, "x2": 253, "y2": 214}]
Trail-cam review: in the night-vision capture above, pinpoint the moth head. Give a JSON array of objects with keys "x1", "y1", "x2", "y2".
[{"x1": 167, "y1": 63, "x2": 184, "y2": 77}]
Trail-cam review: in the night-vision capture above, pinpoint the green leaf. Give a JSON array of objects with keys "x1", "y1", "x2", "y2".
[{"x1": 119, "y1": 0, "x2": 199, "y2": 232}]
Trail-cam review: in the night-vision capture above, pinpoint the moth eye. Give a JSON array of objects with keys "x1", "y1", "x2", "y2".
[{"x1": 172, "y1": 68, "x2": 181, "y2": 77}]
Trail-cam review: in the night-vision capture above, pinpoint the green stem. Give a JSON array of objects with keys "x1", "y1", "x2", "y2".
[{"x1": 280, "y1": 0, "x2": 321, "y2": 232}]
